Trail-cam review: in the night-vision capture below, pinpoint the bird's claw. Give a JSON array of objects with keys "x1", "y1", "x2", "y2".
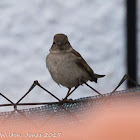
[{"x1": 59, "y1": 98, "x2": 73, "y2": 104}]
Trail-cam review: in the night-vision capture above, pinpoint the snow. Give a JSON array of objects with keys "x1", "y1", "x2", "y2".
[{"x1": 0, "y1": 0, "x2": 126, "y2": 111}]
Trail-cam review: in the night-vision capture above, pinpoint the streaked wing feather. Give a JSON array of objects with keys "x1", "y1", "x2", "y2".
[{"x1": 71, "y1": 49, "x2": 95, "y2": 79}]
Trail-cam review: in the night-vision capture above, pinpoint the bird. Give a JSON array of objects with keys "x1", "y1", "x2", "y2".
[{"x1": 46, "y1": 33, "x2": 105, "y2": 100}]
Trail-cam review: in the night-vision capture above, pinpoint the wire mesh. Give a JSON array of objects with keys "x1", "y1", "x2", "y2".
[
  {"x1": 0, "y1": 87, "x2": 140, "y2": 127},
  {"x1": 0, "y1": 74, "x2": 140, "y2": 128}
]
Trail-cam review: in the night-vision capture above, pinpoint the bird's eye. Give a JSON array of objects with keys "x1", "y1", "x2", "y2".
[
  {"x1": 67, "y1": 41, "x2": 70, "y2": 45},
  {"x1": 65, "y1": 41, "x2": 69, "y2": 45},
  {"x1": 53, "y1": 42, "x2": 55, "y2": 45}
]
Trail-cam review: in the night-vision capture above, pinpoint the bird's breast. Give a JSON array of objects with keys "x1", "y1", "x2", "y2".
[{"x1": 46, "y1": 53, "x2": 89, "y2": 88}]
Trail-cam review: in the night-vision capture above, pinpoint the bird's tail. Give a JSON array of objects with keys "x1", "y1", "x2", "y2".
[
  {"x1": 94, "y1": 74, "x2": 105, "y2": 78},
  {"x1": 91, "y1": 73, "x2": 105, "y2": 83}
]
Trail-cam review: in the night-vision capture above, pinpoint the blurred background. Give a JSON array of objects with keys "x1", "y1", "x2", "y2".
[{"x1": 0, "y1": 0, "x2": 139, "y2": 110}]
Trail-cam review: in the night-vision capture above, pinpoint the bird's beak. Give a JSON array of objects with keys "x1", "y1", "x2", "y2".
[{"x1": 58, "y1": 42, "x2": 61, "y2": 46}]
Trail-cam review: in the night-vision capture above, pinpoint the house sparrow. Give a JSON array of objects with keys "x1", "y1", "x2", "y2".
[{"x1": 46, "y1": 33, "x2": 105, "y2": 99}]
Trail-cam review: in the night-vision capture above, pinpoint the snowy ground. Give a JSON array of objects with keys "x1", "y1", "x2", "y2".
[{"x1": 0, "y1": 0, "x2": 128, "y2": 111}]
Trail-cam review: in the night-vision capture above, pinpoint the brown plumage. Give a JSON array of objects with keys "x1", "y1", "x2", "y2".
[{"x1": 46, "y1": 33, "x2": 105, "y2": 98}]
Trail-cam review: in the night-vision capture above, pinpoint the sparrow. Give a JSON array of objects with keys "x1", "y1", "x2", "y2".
[{"x1": 46, "y1": 33, "x2": 105, "y2": 99}]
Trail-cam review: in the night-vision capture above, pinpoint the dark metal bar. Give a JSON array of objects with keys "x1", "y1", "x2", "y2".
[
  {"x1": 0, "y1": 102, "x2": 58, "y2": 107},
  {"x1": 126, "y1": 0, "x2": 137, "y2": 87}
]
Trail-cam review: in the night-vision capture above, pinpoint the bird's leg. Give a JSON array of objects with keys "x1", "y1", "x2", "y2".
[
  {"x1": 110, "y1": 74, "x2": 140, "y2": 95},
  {"x1": 66, "y1": 88, "x2": 71, "y2": 98},
  {"x1": 84, "y1": 83, "x2": 103, "y2": 96},
  {"x1": 62, "y1": 88, "x2": 71, "y2": 101},
  {"x1": 62, "y1": 86, "x2": 79, "y2": 102},
  {"x1": 15, "y1": 80, "x2": 60, "y2": 109}
]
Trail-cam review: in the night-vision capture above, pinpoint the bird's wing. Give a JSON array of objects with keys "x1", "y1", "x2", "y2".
[
  {"x1": 71, "y1": 49, "x2": 105, "y2": 82},
  {"x1": 71, "y1": 49, "x2": 97, "y2": 81}
]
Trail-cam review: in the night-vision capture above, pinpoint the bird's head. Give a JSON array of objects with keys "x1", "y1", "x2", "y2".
[{"x1": 50, "y1": 33, "x2": 72, "y2": 52}]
